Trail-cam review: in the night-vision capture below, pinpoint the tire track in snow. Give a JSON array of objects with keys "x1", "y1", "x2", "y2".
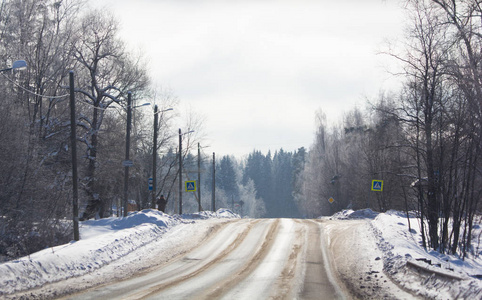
[
  {"x1": 199, "y1": 218, "x2": 281, "y2": 299},
  {"x1": 301, "y1": 220, "x2": 346, "y2": 299},
  {"x1": 59, "y1": 219, "x2": 350, "y2": 300},
  {"x1": 61, "y1": 219, "x2": 256, "y2": 300},
  {"x1": 268, "y1": 219, "x2": 305, "y2": 299},
  {"x1": 128, "y1": 219, "x2": 260, "y2": 299}
]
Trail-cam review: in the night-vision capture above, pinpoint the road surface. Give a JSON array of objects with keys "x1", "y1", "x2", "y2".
[{"x1": 61, "y1": 219, "x2": 347, "y2": 300}]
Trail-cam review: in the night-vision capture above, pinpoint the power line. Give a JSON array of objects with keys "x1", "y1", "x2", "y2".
[{"x1": 1, "y1": 73, "x2": 70, "y2": 99}]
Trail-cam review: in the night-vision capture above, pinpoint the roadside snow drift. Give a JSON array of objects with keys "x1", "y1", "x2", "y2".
[
  {"x1": 331, "y1": 209, "x2": 482, "y2": 299},
  {"x1": 0, "y1": 209, "x2": 239, "y2": 296},
  {"x1": 1, "y1": 208, "x2": 480, "y2": 299}
]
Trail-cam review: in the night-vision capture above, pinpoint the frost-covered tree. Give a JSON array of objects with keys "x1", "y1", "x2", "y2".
[
  {"x1": 272, "y1": 149, "x2": 299, "y2": 217},
  {"x1": 217, "y1": 155, "x2": 239, "y2": 200},
  {"x1": 239, "y1": 179, "x2": 265, "y2": 218},
  {"x1": 73, "y1": 10, "x2": 149, "y2": 219},
  {"x1": 291, "y1": 147, "x2": 306, "y2": 214},
  {"x1": 0, "y1": 0, "x2": 82, "y2": 260}
]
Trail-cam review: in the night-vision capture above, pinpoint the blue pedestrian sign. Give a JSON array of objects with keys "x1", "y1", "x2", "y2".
[
  {"x1": 185, "y1": 181, "x2": 196, "y2": 192},
  {"x1": 371, "y1": 180, "x2": 384, "y2": 192}
]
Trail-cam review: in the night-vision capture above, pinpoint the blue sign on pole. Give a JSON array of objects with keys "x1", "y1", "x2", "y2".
[
  {"x1": 148, "y1": 178, "x2": 153, "y2": 191},
  {"x1": 371, "y1": 180, "x2": 383, "y2": 192},
  {"x1": 185, "y1": 181, "x2": 196, "y2": 192}
]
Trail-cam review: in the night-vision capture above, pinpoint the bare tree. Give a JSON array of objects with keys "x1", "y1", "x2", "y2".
[
  {"x1": 430, "y1": 0, "x2": 482, "y2": 256},
  {"x1": 0, "y1": 0, "x2": 82, "y2": 259},
  {"x1": 72, "y1": 9, "x2": 149, "y2": 219}
]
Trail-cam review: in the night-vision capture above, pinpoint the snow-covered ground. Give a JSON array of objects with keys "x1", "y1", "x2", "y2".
[
  {"x1": 0, "y1": 208, "x2": 480, "y2": 299},
  {"x1": 0, "y1": 209, "x2": 239, "y2": 297},
  {"x1": 329, "y1": 209, "x2": 482, "y2": 299}
]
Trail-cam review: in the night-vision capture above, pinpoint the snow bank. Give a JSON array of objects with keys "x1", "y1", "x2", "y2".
[
  {"x1": 371, "y1": 210, "x2": 482, "y2": 299},
  {"x1": 329, "y1": 208, "x2": 379, "y2": 220},
  {"x1": 326, "y1": 208, "x2": 481, "y2": 299},
  {"x1": 0, "y1": 209, "x2": 239, "y2": 296},
  {"x1": 2, "y1": 207, "x2": 479, "y2": 299},
  {"x1": 182, "y1": 208, "x2": 240, "y2": 220}
]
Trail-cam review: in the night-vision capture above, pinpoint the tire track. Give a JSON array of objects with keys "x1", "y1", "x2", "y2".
[
  {"x1": 297, "y1": 220, "x2": 346, "y2": 299},
  {"x1": 62, "y1": 219, "x2": 256, "y2": 300},
  {"x1": 199, "y1": 218, "x2": 281, "y2": 299},
  {"x1": 59, "y1": 219, "x2": 243, "y2": 300},
  {"x1": 128, "y1": 219, "x2": 260, "y2": 299},
  {"x1": 268, "y1": 219, "x2": 306, "y2": 300},
  {"x1": 59, "y1": 218, "x2": 351, "y2": 300}
]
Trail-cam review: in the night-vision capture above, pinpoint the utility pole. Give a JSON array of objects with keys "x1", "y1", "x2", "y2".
[
  {"x1": 197, "y1": 143, "x2": 201, "y2": 212},
  {"x1": 178, "y1": 128, "x2": 183, "y2": 215},
  {"x1": 212, "y1": 152, "x2": 215, "y2": 212},
  {"x1": 69, "y1": 71, "x2": 79, "y2": 241},
  {"x1": 152, "y1": 105, "x2": 158, "y2": 209},
  {"x1": 123, "y1": 92, "x2": 132, "y2": 217}
]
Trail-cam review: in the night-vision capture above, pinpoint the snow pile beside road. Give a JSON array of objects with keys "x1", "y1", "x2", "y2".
[
  {"x1": 371, "y1": 210, "x2": 482, "y2": 299},
  {"x1": 327, "y1": 209, "x2": 481, "y2": 299},
  {"x1": 0, "y1": 209, "x2": 239, "y2": 296},
  {"x1": 183, "y1": 208, "x2": 240, "y2": 220},
  {"x1": 330, "y1": 208, "x2": 379, "y2": 220}
]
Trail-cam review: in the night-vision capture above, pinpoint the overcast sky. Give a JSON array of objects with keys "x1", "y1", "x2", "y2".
[{"x1": 90, "y1": 0, "x2": 405, "y2": 158}]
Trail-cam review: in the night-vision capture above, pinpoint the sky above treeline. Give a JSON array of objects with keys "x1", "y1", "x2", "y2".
[{"x1": 90, "y1": 0, "x2": 405, "y2": 157}]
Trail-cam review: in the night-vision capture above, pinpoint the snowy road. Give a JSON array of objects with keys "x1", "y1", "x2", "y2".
[
  {"x1": 3, "y1": 210, "x2": 479, "y2": 299},
  {"x1": 61, "y1": 219, "x2": 346, "y2": 300}
]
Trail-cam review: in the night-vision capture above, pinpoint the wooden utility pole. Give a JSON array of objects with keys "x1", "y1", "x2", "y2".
[
  {"x1": 178, "y1": 128, "x2": 183, "y2": 214},
  {"x1": 212, "y1": 152, "x2": 215, "y2": 212},
  {"x1": 197, "y1": 143, "x2": 201, "y2": 212},
  {"x1": 152, "y1": 105, "x2": 158, "y2": 208},
  {"x1": 69, "y1": 71, "x2": 79, "y2": 241},
  {"x1": 123, "y1": 92, "x2": 132, "y2": 217}
]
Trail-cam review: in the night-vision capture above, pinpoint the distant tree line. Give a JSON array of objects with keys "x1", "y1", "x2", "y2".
[{"x1": 180, "y1": 149, "x2": 303, "y2": 219}]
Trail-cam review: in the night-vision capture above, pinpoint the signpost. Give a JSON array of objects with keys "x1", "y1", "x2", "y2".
[
  {"x1": 371, "y1": 180, "x2": 383, "y2": 192},
  {"x1": 122, "y1": 160, "x2": 134, "y2": 167},
  {"x1": 185, "y1": 181, "x2": 196, "y2": 192}
]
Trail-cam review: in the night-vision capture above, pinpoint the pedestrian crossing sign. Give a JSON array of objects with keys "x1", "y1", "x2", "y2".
[
  {"x1": 371, "y1": 180, "x2": 383, "y2": 192},
  {"x1": 185, "y1": 181, "x2": 196, "y2": 192}
]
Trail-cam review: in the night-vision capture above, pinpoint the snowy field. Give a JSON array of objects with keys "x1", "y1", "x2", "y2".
[{"x1": 0, "y1": 208, "x2": 480, "y2": 299}]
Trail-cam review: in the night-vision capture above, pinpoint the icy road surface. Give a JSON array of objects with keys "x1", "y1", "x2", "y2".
[
  {"x1": 61, "y1": 219, "x2": 346, "y2": 300},
  {"x1": 3, "y1": 209, "x2": 479, "y2": 299}
]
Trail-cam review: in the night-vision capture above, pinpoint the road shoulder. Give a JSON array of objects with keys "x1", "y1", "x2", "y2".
[{"x1": 321, "y1": 219, "x2": 419, "y2": 299}]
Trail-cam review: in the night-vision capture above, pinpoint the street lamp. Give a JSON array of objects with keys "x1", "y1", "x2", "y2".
[
  {"x1": 178, "y1": 128, "x2": 194, "y2": 215},
  {"x1": 0, "y1": 60, "x2": 27, "y2": 72},
  {"x1": 133, "y1": 102, "x2": 151, "y2": 109},
  {"x1": 152, "y1": 106, "x2": 173, "y2": 209}
]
